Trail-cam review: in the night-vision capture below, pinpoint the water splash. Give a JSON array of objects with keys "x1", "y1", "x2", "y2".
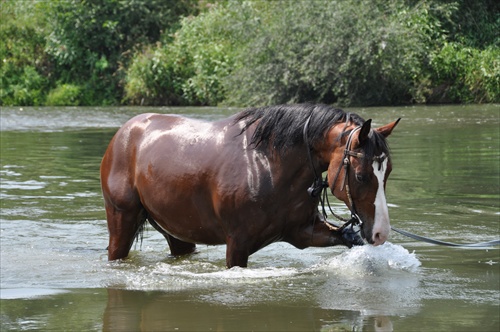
[
  {"x1": 315, "y1": 243, "x2": 423, "y2": 315},
  {"x1": 320, "y1": 242, "x2": 421, "y2": 276},
  {"x1": 115, "y1": 259, "x2": 301, "y2": 291},
  {"x1": 113, "y1": 243, "x2": 420, "y2": 292}
]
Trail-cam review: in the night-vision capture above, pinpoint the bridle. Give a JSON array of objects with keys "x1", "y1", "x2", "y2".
[{"x1": 303, "y1": 114, "x2": 385, "y2": 234}]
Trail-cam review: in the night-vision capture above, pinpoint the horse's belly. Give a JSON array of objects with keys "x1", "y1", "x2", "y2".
[
  {"x1": 153, "y1": 213, "x2": 226, "y2": 245},
  {"x1": 139, "y1": 185, "x2": 226, "y2": 245}
]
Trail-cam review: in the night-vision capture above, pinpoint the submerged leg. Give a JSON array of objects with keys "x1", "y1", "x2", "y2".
[
  {"x1": 148, "y1": 219, "x2": 196, "y2": 256},
  {"x1": 106, "y1": 203, "x2": 147, "y2": 261},
  {"x1": 166, "y1": 235, "x2": 197, "y2": 256},
  {"x1": 225, "y1": 236, "x2": 249, "y2": 268}
]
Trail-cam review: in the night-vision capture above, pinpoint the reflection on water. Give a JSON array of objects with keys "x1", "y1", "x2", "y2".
[
  {"x1": 102, "y1": 288, "x2": 398, "y2": 332},
  {"x1": 0, "y1": 287, "x2": 395, "y2": 331},
  {"x1": 1, "y1": 105, "x2": 499, "y2": 331}
]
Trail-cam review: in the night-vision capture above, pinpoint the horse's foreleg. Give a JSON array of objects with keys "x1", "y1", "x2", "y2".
[
  {"x1": 225, "y1": 236, "x2": 249, "y2": 268},
  {"x1": 106, "y1": 203, "x2": 146, "y2": 261}
]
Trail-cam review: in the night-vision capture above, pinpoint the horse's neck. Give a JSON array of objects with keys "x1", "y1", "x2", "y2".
[{"x1": 274, "y1": 145, "x2": 325, "y2": 190}]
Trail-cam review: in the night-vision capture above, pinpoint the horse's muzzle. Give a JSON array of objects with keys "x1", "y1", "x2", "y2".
[{"x1": 341, "y1": 226, "x2": 365, "y2": 246}]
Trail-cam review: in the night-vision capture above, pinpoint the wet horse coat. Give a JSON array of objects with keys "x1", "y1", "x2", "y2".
[{"x1": 101, "y1": 104, "x2": 399, "y2": 267}]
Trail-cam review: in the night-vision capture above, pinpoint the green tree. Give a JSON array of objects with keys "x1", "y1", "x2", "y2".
[
  {"x1": 223, "y1": 0, "x2": 455, "y2": 106},
  {"x1": 0, "y1": 0, "x2": 50, "y2": 106},
  {"x1": 3, "y1": 0, "x2": 498, "y2": 106},
  {"x1": 125, "y1": 1, "x2": 256, "y2": 106},
  {"x1": 419, "y1": 0, "x2": 500, "y2": 103},
  {"x1": 437, "y1": 0, "x2": 499, "y2": 48},
  {"x1": 44, "y1": 0, "x2": 199, "y2": 105},
  {"x1": 125, "y1": 45, "x2": 187, "y2": 105},
  {"x1": 428, "y1": 43, "x2": 499, "y2": 103},
  {"x1": 126, "y1": 0, "x2": 461, "y2": 107}
]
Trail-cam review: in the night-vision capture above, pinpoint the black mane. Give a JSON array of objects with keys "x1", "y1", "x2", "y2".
[
  {"x1": 235, "y1": 103, "x2": 390, "y2": 161},
  {"x1": 235, "y1": 104, "x2": 352, "y2": 150}
]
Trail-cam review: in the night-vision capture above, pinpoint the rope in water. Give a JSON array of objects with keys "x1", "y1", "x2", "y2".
[{"x1": 391, "y1": 226, "x2": 500, "y2": 248}]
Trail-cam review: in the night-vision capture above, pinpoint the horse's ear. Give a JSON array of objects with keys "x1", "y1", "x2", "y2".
[
  {"x1": 358, "y1": 119, "x2": 372, "y2": 145},
  {"x1": 376, "y1": 118, "x2": 401, "y2": 138}
]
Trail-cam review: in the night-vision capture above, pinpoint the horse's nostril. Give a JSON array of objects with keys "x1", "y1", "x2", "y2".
[{"x1": 373, "y1": 232, "x2": 387, "y2": 246}]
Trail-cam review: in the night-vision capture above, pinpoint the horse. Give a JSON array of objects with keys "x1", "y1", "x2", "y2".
[{"x1": 100, "y1": 104, "x2": 400, "y2": 268}]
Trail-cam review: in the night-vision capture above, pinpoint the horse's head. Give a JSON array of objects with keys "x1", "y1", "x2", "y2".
[
  {"x1": 325, "y1": 118, "x2": 400, "y2": 246},
  {"x1": 236, "y1": 104, "x2": 400, "y2": 246}
]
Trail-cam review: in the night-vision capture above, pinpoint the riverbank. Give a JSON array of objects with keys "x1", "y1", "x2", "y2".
[{"x1": 2, "y1": 1, "x2": 498, "y2": 107}]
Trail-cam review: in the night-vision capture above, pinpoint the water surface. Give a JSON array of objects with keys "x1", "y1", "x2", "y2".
[{"x1": 1, "y1": 105, "x2": 499, "y2": 331}]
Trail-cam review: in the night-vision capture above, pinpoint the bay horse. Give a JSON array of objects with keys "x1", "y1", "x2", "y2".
[{"x1": 100, "y1": 104, "x2": 400, "y2": 268}]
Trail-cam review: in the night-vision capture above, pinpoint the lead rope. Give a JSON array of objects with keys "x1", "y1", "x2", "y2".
[{"x1": 391, "y1": 227, "x2": 500, "y2": 247}]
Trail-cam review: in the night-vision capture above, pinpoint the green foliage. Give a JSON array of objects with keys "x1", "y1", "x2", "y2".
[
  {"x1": 1, "y1": 0, "x2": 198, "y2": 106},
  {"x1": 124, "y1": 2, "x2": 255, "y2": 106},
  {"x1": 126, "y1": 0, "x2": 464, "y2": 107},
  {"x1": 1, "y1": 0, "x2": 498, "y2": 106},
  {"x1": 1, "y1": 65, "x2": 47, "y2": 106},
  {"x1": 173, "y1": 13, "x2": 235, "y2": 105},
  {"x1": 124, "y1": 46, "x2": 186, "y2": 105},
  {"x1": 428, "y1": 43, "x2": 500, "y2": 103},
  {"x1": 439, "y1": 0, "x2": 500, "y2": 48},
  {"x1": 43, "y1": 0, "x2": 199, "y2": 105},
  {"x1": 0, "y1": 0, "x2": 50, "y2": 106},
  {"x1": 222, "y1": 0, "x2": 456, "y2": 106},
  {"x1": 45, "y1": 84, "x2": 82, "y2": 106}
]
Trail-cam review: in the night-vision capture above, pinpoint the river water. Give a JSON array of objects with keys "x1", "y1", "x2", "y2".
[{"x1": 1, "y1": 105, "x2": 499, "y2": 331}]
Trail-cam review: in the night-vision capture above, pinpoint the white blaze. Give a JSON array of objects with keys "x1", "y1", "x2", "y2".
[{"x1": 372, "y1": 154, "x2": 390, "y2": 244}]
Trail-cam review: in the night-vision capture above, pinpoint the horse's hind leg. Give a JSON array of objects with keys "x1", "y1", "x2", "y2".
[
  {"x1": 148, "y1": 219, "x2": 196, "y2": 256},
  {"x1": 105, "y1": 202, "x2": 147, "y2": 261},
  {"x1": 166, "y1": 235, "x2": 197, "y2": 256}
]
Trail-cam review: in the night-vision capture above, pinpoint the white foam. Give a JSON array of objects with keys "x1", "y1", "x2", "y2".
[
  {"x1": 119, "y1": 260, "x2": 301, "y2": 291},
  {"x1": 0, "y1": 179, "x2": 46, "y2": 190},
  {"x1": 319, "y1": 242, "x2": 421, "y2": 276},
  {"x1": 175, "y1": 266, "x2": 299, "y2": 280}
]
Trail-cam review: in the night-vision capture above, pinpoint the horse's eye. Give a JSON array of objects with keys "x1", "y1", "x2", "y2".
[{"x1": 355, "y1": 173, "x2": 369, "y2": 183}]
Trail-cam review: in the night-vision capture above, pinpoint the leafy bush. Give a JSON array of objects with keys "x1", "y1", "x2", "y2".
[
  {"x1": 2, "y1": 0, "x2": 498, "y2": 106},
  {"x1": 45, "y1": 84, "x2": 82, "y2": 106},
  {"x1": 125, "y1": 46, "x2": 186, "y2": 105},
  {"x1": 437, "y1": 0, "x2": 500, "y2": 48},
  {"x1": 0, "y1": 1, "x2": 50, "y2": 106},
  {"x1": 222, "y1": 0, "x2": 457, "y2": 106},
  {"x1": 44, "y1": 0, "x2": 191, "y2": 105},
  {"x1": 428, "y1": 43, "x2": 500, "y2": 103},
  {"x1": 127, "y1": 0, "x2": 447, "y2": 106},
  {"x1": 1, "y1": 64, "x2": 47, "y2": 106},
  {"x1": 124, "y1": 2, "x2": 256, "y2": 106}
]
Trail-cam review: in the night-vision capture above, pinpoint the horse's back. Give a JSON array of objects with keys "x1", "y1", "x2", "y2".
[
  {"x1": 101, "y1": 113, "x2": 174, "y2": 182},
  {"x1": 101, "y1": 112, "x2": 229, "y2": 187}
]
